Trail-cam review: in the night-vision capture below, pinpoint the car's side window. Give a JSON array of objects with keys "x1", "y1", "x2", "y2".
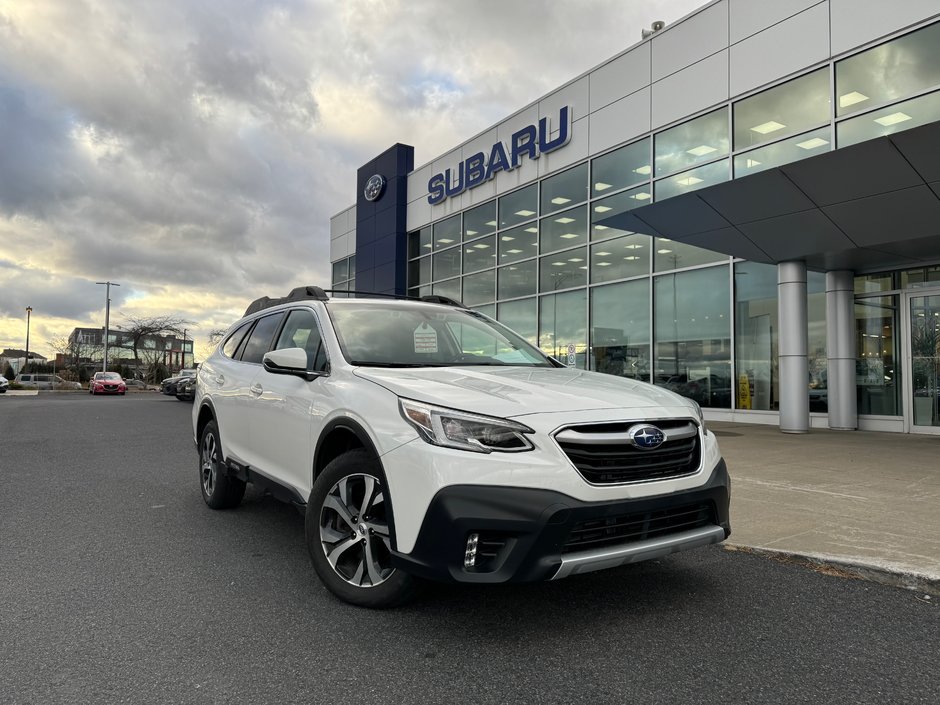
[
  {"x1": 239, "y1": 313, "x2": 285, "y2": 364},
  {"x1": 273, "y1": 309, "x2": 328, "y2": 372},
  {"x1": 222, "y1": 321, "x2": 253, "y2": 359}
]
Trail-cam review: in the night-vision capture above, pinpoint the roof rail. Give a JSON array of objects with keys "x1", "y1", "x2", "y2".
[
  {"x1": 243, "y1": 287, "x2": 467, "y2": 316},
  {"x1": 418, "y1": 295, "x2": 465, "y2": 308}
]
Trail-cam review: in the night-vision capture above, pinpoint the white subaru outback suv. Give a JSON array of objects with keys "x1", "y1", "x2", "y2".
[{"x1": 193, "y1": 286, "x2": 730, "y2": 607}]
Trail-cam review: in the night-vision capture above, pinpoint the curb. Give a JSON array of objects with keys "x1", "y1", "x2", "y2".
[{"x1": 724, "y1": 543, "x2": 940, "y2": 598}]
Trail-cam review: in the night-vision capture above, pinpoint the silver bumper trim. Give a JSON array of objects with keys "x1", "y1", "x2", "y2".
[{"x1": 550, "y1": 524, "x2": 726, "y2": 580}]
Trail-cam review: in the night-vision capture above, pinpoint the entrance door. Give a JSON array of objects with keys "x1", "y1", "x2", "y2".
[{"x1": 904, "y1": 290, "x2": 940, "y2": 434}]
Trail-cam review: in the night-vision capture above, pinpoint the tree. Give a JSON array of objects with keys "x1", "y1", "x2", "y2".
[
  {"x1": 48, "y1": 334, "x2": 102, "y2": 380},
  {"x1": 118, "y1": 315, "x2": 192, "y2": 381}
]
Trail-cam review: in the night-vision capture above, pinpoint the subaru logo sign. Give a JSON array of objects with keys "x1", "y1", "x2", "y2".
[
  {"x1": 363, "y1": 174, "x2": 386, "y2": 202},
  {"x1": 629, "y1": 425, "x2": 666, "y2": 450}
]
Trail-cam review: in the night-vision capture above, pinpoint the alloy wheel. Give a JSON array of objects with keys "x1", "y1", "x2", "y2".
[{"x1": 201, "y1": 432, "x2": 218, "y2": 497}]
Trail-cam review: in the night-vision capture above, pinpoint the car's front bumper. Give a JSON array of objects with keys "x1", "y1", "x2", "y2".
[{"x1": 390, "y1": 459, "x2": 730, "y2": 584}]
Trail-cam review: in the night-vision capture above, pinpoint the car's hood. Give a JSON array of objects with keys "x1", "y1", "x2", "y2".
[{"x1": 353, "y1": 365, "x2": 690, "y2": 418}]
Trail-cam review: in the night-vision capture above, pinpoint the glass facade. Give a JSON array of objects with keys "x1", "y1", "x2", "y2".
[
  {"x1": 733, "y1": 68, "x2": 830, "y2": 150},
  {"x1": 654, "y1": 108, "x2": 729, "y2": 177},
  {"x1": 591, "y1": 280, "x2": 650, "y2": 381},
  {"x1": 331, "y1": 255, "x2": 356, "y2": 292},
  {"x1": 734, "y1": 263, "x2": 779, "y2": 411},
  {"x1": 855, "y1": 296, "x2": 900, "y2": 416}
]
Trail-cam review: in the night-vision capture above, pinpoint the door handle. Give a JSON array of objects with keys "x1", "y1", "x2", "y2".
[
  {"x1": 249, "y1": 383, "x2": 264, "y2": 396},
  {"x1": 214, "y1": 375, "x2": 225, "y2": 386}
]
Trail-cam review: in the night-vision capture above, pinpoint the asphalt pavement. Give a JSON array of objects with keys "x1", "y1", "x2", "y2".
[{"x1": 1, "y1": 394, "x2": 938, "y2": 704}]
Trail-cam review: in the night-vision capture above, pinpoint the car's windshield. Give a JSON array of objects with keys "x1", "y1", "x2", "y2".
[
  {"x1": 328, "y1": 303, "x2": 552, "y2": 368},
  {"x1": 101, "y1": 372, "x2": 121, "y2": 380}
]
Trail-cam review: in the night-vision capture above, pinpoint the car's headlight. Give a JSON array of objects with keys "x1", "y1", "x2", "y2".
[
  {"x1": 399, "y1": 398, "x2": 535, "y2": 453},
  {"x1": 690, "y1": 400, "x2": 707, "y2": 434}
]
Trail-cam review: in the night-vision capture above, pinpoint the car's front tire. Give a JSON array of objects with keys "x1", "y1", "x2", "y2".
[
  {"x1": 305, "y1": 449, "x2": 419, "y2": 608},
  {"x1": 198, "y1": 419, "x2": 245, "y2": 509}
]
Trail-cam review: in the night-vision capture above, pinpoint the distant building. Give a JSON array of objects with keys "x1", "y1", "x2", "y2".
[
  {"x1": 66, "y1": 327, "x2": 193, "y2": 376},
  {"x1": 0, "y1": 349, "x2": 48, "y2": 374}
]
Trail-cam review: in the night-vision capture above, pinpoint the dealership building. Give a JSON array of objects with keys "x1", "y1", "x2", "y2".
[{"x1": 330, "y1": 0, "x2": 940, "y2": 435}]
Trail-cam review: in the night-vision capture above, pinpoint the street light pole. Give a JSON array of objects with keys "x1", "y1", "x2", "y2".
[
  {"x1": 182, "y1": 328, "x2": 187, "y2": 371},
  {"x1": 95, "y1": 281, "x2": 120, "y2": 373},
  {"x1": 24, "y1": 306, "x2": 32, "y2": 373}
]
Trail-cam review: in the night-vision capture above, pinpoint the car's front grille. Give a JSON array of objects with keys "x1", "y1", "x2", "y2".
[
  {"x1": 555, "y1": 419, "x2": 701, "y2": 485},
  {"x1": 562, "y1": 502, "x2": 716, "y2": 553}
]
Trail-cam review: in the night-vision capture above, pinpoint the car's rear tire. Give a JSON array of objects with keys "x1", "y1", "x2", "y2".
[
  {"x1": 305, "y1": 449, "x2": 419, "y2": 608},
  {"x1": 199, "y1": 420, "x2": 245, "y2": 509}
]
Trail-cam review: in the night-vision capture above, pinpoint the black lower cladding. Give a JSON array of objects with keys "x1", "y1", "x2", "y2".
[{"x1": 391, "y1": 459, "x2": 730, "y2": 584}]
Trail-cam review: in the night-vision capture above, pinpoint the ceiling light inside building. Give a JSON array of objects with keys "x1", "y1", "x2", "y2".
[
  {"x1": 594, "y1": 225, "x2": 609, "y2": 231},
  {"x1": 594, "y1": 182, "x2": 613, "y2": 191},
  {"x1": 515, "y1": 209, "x2": 536, "y2": 217},
  {"x1": 506, "y1": 248, "x2": 522, "y2": 254},
  {"x1": 874, "y1": 112, "x2": 912, "y2": 126},
  {"x1": 525, "y1": 227, "x2": 538, "y2": 233},
  {"x1": 839, "y1": 91, "x2": 869, "y2": 108},
  {"x1": 473, "y1": 243, "x2": 490, "y2": 249},
  {"x1": 796, "y1": 137, "x2": 829, "y2": 150},
  {"x1": 555, "y1": 217, "x2": 575, "y2": 224},
  {"x1": 657, "y1": 249, "x2": 673, "y2": 254},
  {"x1": 568, "y1": 258, "x2": 584, "y2": 262},
  {"x1": 438, "y1": 238, "x2": 454, "y2": 244},
  {"x1": 676, "y1": 176, "x2": 703, "y2": 186},
  {"x1": 687, "y1": 144, "x2": 717, "y2": 156},
  {"x1": 551, "y1": 197, "x2": 572, "y2": 205},
  {"x1": 501, "y1": 235, "x2": 515, "y2": 241},
  {"x1": 634, "y1": 165, "x2": 651, "y2": 175},
  {"x1": 632, "y1": 192, "x2": 651, "y2": 200},
  {"x1": 623, "y1": 243, "x2": 644, "y2": 249},
  {"x1": 624, "y1": 256, "x2": 639, "y2": 261},
  {"x1": 551, "y1": 261, "x2": 566, "y2": 266},
  {"x1": 465, "y1": 229, "x2": 477, "y2": 236},
  {"x1": 745, "y1": 158, "x2": 762, "y2": 168},
  {"x1": 596, "y1": 261, "x2": 612, "y2": 266},
  {"x1": 594, "y1": 206, "x2": 612, "y2": 213},
  {"x1": 595, "y1": 251, "x2": 611, "y2": 256},
  {"x1": 560, "y1": 233, "x2": 579, "y2": 239},
  {"x1": 751, "y1": 120, "x2": 786, "y2": 134},
  {"x1": 485, "y1": 220, "x2": 497, "y2": 227}
]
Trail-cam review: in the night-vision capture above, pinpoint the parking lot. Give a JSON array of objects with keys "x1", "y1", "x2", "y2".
[{"x1": 1, "y1": 394, "x2": 938, "y2": 704}]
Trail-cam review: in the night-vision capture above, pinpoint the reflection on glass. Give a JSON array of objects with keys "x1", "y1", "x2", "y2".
[
  {"x1": 836, "y1": 20, "x2": 940, "y2": 117},
  {"x1": 837, "y1": 89, "x2": 940, "y2": 147},
  {"x1": 735, "y1": 262, "x2": 778, "y2": 411},
  {"x1": 347, "y1": 276, "x2": 356, "y2": 292},
  {"x1": 654, "y1": 237, "x2": 727, "y2": 272},
  {"x1": 653, "y1": 265, "x2": 732, "y2": 408},
  {"x1": 408, "y1": 256, "x2": 430, "y2": 287},
  {"x1": 498, "y1": 297, "x2": 538, "y2": 345},
  {"x1": 408, "y1": 226, "x2": 432, "y2": 258},
  {"x1": 654, "y1": 108, "x2": 729, "y2": 177},
  {"x1": 541, "y1": 205, "x2": 587, "y2": 253},
  {"x1": 591, "y1": 280, "x2": 650, "y2": 380},
  {"x1": 592, "y1": 138, "x2": 651, "y2": 196},
  {"x1": 463, "y1": 201, "x2": 497, "y2": 239},
  {"x1": 808, "y1": 271, "x2": 828, "y2": 412},
  {"x1": 539, "y1": 246, "x2": 588, "y2": 293},
  {"x1": 332, "y1": 258, "x2": 348, "y2": 284},
  {"x1": 498, "y1": 223, "x2": 539, "y2": 264},
  {"x1": 734, "y1": 127, "x2": 831, "y2": 177},
  {"x1": 540, "y1": 289, "x2": 587, "y2": 368},
  {"x1": 408, "y1": 285, "x2": 432, "y2": 298},
  {"x1": 472, "y1": 303, "x2": 496, "y2": 319},
  {"x1": 655, "y1": 159, "x2": 729, "y2": 201},
  {"x1": 462, "y1": 235, "x2": 496, "y2": 273},
  {"x1": 433, "y1": 215, "x2": 461, "y2": 250},
  {"x1": 432, "y1": 278, "x2": 460, "y2": 301},
  {"x1": 910, "y1": 293, "x2": 940, "y2": 427},
  {"x1": 499, "y1": 184, "x2": 538, "y2": 228},
  {"x1": 432, "y1": 247, "x2": 460, "y2": 281},
  {"x1": 733, "y1": 68, "x2": 830, "y2": 150},
  {"x1": 902, "y1": 265, "x2": 940, "y2": 289},
  {"x1": 855, "y1": 296, "x2": 899, "y2": 416},
  {"x1": 590, "y1": 235, "x2": 650, "y2": 283},
  {"x1": 462, "y1": 270, "x2": 495, "y2": 307},
  {"x1": 541, "y1": 163, "x2": 588, "y2": 214},
  {"x1": 855, "y1": 272, "x2": 896, "y2": 295},
  {"x1": 498, "y1": 259, "x2": 537, "y2": 300},
  {"x1": 591, "y1": 185, "x2": 652, "y2": 241}
]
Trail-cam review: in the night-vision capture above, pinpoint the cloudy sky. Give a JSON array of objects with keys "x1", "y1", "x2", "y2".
[{"x1": 0, "y1": 0, "x2": 705, "y2": 359}]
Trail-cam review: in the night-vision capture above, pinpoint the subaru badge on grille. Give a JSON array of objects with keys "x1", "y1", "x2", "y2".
[{"x1": 629, "y1": 425, "x2": 666, "y2": 450}]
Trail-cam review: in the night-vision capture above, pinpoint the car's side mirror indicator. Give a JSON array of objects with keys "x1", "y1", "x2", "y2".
[{"x1": 263, "y1": 347, "x2": 323, "y2": 381}]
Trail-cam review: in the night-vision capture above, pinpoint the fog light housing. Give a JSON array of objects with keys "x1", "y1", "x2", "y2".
[{"x1": 464, "y1": 533, "x2": 479, "y2": 568}]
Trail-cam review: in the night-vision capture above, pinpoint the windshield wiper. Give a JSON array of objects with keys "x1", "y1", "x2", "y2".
[{"x1": 351, "y1": 362, "x2": 447, "y2": 368}]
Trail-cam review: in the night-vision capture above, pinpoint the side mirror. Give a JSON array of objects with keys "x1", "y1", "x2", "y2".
[{"x1": 263, "y1": 347, "x2": 323, "y2": 381}]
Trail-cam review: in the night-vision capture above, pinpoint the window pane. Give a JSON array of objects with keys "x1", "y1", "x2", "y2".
[
  {"x1": 408, "y1": 227, "x2": 432, "y2": 258},
  {"x1": 541, "y1": 163, "x2": 588, "y2": 214},
  {"x1": 499, "y1": 184, "x2": 538, "y2": 228},
  {"x1": 734, "y1": 127, "x2": 831, "y2": 177},
  {"x1": 274, "y1": 309, "x2": 327, "y2": 371},
  {"x1": 591, "y1": 185, "x2": 652, "y2": 241},
  {"x1": 472, "y1": 303, "x2": 496, "y2": 318},
  {"x1": 654, "y1": 108, "x2": 729, "y2": 177},
  {"x1": 855, "y1": 272, "x2": 896, "y2": 294},
  {"x1": 462, "y1": 270, "x2": 495, "y2": 307},
  {"x1": 837, "y1": 89, "x2": 940, "y2": 147},
  {"x1": 856, "y1": 296, "x2": 900, "y2": 416},
  {"x1": 901, "y1": 265, "x2": 940, "y2": 289},
  {"x1": 540, "y1": 205, "x2": 587, "y2": 254},
  {"x1": 654, "y1": 237, "x2": 727, "y2": 271},
  {"x1": 808, "y1": 271, "x2": 828, "y2": 412},
  {"x1": 498, "y1": 297, "x2": 538, "y2": 345},
  {"x1": 734, "y1": 262, "x2": 779, "y2": 411},
  {"x1": 733, "y1": 68, "x2": 830, "y2": 150},
  {"x1": 331, "y1": 259, "x2": 348, "y2": 285},
  {"x1": 836, "y1": 20, "x2": 940, "y2": 117},
  {"x1": 540, "y1": 289, "x2": 587, "y2": 368},
  {"x1": 592, "y1": 138, "x2": 651, "y2": 196},
  {"x1": 347, "y1": 276, "x2": 356, "y2": 292},
  {"x1": 222, "y1": 321, "x2": 253, "y2": 359},
  {"x1": 590, "y1": 234, "x2": 650, "y2": 283},
  {"x1": 432, "y1": 246, "x2": 460, "y2": 280},
  {"x1": 432, "y1": 278, "x2": 460, "y2": 301},
  {"x1": 462, "y1": 235, "x2": 497, "y2": 273},
  {"x1": 654, "y1": 159, "x2": 729, "y2": 201},
  {"x1": 498, "y1": 259, "x2": 537, "y2": 300},
  {"x1": 539, "y1": 247, "x2": 588, "y2": 292},
  {"x1": 498, "y1": 223, "x2": 539, "y2": 264},
  {"x1": 463, "y1": 201, "x2": 497, "y2": 239},
  {"x1": 654, "y1": 266, "x2": 731, "y2": 408},
  {"x1": 408, "y1": 256, "x2": 431, "y2": 287},
  {"x1": 591, "y1": 279, "x2": 650, "y2": 381},
  {"x1": 241, "y1": 313, "x2": 285, "y2": 364},
  {"x1": 433, "y1": 215, "x2": 461, "y2": 250}
]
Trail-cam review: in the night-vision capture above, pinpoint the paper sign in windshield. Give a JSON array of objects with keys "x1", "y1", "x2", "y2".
[{"x1": 413, "y1": 324, "x2": 438, "y2": 354}]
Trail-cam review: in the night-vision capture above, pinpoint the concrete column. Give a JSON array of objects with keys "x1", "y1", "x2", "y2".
[
  {"x1": 826, "y1": 270, "x2": 857, "y2": 430},
  {"x1": 778, "y1": 261, "x2": 809, "y2": 433}
]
